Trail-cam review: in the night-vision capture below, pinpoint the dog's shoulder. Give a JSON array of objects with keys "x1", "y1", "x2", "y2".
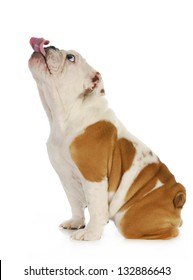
[{"x1": 70, "y1": 120, "x2": 118, "y2": 182}]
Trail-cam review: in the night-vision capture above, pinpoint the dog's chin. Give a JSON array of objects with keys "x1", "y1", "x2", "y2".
[{"x1": 29, "y1": 52, "x2": 51, "y2": 75}]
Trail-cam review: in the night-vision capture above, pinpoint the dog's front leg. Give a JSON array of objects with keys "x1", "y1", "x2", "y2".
[
  {"x1": 59, "y1": 192, "x2": 86, "y2": 230},
  {"x1": 71, "y1": 179, "x2": 109, "y2": 241}
]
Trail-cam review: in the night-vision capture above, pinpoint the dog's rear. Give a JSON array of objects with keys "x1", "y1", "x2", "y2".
[{"x1": 114, "y1": 162, "x2": 186, "y2": 239}]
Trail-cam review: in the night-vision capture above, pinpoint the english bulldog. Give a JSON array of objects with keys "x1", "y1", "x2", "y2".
[{"x1": 28, "y1": 37, "x2": 186, "y2": 241}]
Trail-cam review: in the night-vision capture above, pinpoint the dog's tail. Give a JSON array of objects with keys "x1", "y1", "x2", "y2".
[{"x1": 173, "y1": 184, "x2": 186, "y2": 209}]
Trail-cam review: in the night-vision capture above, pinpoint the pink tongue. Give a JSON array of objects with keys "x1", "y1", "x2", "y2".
[{"x1": 30, "y1": 37, "x2": 50, "y2": 56}]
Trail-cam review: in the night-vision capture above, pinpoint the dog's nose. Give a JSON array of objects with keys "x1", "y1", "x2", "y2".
[{"x1": 44, "y1": 46, "x2": 59, "y2": 52}]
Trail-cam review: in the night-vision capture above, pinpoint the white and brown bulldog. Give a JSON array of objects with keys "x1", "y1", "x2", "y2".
[{"x1": 28, "y1": 37, "x2": 186, "y2": 241}]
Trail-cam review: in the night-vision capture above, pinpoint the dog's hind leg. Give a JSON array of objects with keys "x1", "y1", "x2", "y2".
[{"x1": 115, "y1": 182, "x2": 186, "y2": 240}]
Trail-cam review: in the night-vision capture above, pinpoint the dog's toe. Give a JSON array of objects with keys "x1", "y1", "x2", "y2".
[
  {"x1": 71, "y1": 228, "x2": 101, "y2": 241},
  {"x1": 59, "y1": 218, "x2": 85, "y2": 230}
]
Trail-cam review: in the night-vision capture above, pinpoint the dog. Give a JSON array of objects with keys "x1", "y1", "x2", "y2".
[{"x1": 29, "y1": 37, "x2": 186, "y2": 241}]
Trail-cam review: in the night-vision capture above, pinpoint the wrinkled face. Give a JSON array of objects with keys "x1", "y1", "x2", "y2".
[{"x1": 28, "y1": 42, "x2": 104, "y2": 101}]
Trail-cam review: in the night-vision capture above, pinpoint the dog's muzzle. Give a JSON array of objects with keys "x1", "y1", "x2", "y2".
[{"x1": 44, "y1": 46, "x2": 59, "y2": 53}]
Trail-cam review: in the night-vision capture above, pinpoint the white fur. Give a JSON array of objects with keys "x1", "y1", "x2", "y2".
[
  {"x1": 29, "y1": 47, "x2": 159, "y2": 240},
  {"x1": 71, "y1": 179, "x2": 109, "y2": 240}
]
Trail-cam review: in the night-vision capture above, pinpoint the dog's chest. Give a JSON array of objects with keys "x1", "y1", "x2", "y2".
[{"x1": 46, "y1": 126, "x2": 81, "y2": 182}]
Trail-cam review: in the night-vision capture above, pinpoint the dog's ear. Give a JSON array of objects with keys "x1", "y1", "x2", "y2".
[
  {"x1": 91, "y1": 72, "x2": 105, "y2": 97},
  {"x1": 82, "y1": 72, "x2": 105, "y2": 99}
]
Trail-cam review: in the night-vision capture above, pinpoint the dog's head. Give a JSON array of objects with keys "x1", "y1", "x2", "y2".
[{"x1": 28, "y1": 38, "x2": 105, "y2": 102}]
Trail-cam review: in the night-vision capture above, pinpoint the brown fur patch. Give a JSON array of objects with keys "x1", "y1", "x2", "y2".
[
  {"x1": 108, "y1": 139, "x2": 136, "y2": 192},
  {"x1": 122, "y1": 163, "x2": 160, "y2": 208},
  {"x1": 118, "y1": 162, "x2": 186, "y2": 240},
  {"x1": 157, "y1": 162, "x2": 174, "y2": 183},
  {"x1": 120, "y1": 183, "x2": 185, "y2": 239},
  {"x1": 119, "y1": 161, "x2": 179, "y2": 212},
  {"x1": 70, "y1": 121, "x2": 117, "y2": 182},
  {"x1": 70, "y1": 121, "x2": 136, "y2": 184}
]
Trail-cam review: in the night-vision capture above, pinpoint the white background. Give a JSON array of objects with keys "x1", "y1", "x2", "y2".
[{"x1": 0, "y1": 0, "x2": 193, "y2": 279}]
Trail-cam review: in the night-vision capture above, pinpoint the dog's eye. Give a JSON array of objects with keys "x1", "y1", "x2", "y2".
[{"x1": 66, "y1": 54, "x2": 75, "y2": 63}]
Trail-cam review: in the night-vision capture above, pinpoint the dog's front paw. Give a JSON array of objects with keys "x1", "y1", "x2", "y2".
[
  {"x1": 59, "y1": 218, "x2": 85, "y2": 230},
  {"x1": 71, "y1": 228, "x2": 102, "y2": 241}
]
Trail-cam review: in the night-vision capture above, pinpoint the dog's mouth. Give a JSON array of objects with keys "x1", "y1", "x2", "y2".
[
  {"x1": 30, "y1": 37, "x2": 50, "y2": 56},
  {"x1": 29, "y1": 37, "x2": 60, "y2": 73}
]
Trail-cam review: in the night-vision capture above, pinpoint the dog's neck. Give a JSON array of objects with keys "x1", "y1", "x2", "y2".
[{"x1": 37, "y1": 84, "x2": 108, "y2": 134}]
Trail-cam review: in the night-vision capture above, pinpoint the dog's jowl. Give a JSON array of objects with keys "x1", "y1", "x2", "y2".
[{"x1": 29, "y1": 37, "x2": 186, "y2": 241}]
